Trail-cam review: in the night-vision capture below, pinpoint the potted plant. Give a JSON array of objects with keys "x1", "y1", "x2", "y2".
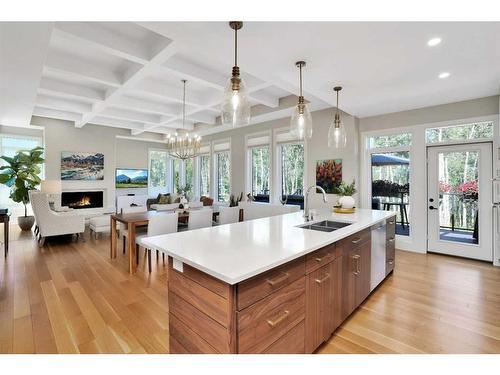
[
  {"x1": 335, "y1": 179, "x2": 357, "y2": 209},
  {"x1": 0, "y1": 147, "x2": 44, "y2": 230}
]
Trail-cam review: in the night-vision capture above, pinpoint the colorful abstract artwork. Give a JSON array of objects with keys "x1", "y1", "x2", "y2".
[{"x1": 316, "y1": 159, "x2": 342, "y2": 193}]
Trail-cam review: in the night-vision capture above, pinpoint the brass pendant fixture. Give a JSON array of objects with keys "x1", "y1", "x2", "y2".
[
  {"x1": 166, "y1": 80, "x2": 201, "y2": 160},
  {"x1": 328, "y1": 86, "x2": 347, "y2": 149},
  {"x1": 221, "y1": 21, "x2": 251, "y2": 127},
  {"x1": 290, "y1": 61, "x2": 313, "y2": 140}
]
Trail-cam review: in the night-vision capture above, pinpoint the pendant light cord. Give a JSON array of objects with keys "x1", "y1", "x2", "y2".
[
  {"x1": 336, "y1": 89, "x2": 339, "y2": 114},
  {"x1": 234, "y1": 27, "x2": 238, "y2": 66},
  {"x1": 182, "y1": 80, "x2": 186, "y2": 130},
  {"x1": 299, "y1": 64, "x2": 303, "y2": 97}
]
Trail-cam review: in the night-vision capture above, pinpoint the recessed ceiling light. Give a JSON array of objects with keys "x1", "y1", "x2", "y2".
[
  {"x1": 427, "y1": 37, "x2": 442, "y2": 47},
  {"x1": 438, "y1": 72, "x2": 450, "y2": 79}
]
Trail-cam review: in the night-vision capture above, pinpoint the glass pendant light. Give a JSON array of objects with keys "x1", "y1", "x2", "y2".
[
  {"x1": 166, "y1": 80, "x2": 202, "y2": 160},
  {"x1": 221, "y1": 21, "x2": 250, "y2": 127},
  {"x1": 290, "y1": 61, "x2": 313, "y2": 140},
  {"x1": 328, "y1": 86, "x2": 347, "y2": 148}
]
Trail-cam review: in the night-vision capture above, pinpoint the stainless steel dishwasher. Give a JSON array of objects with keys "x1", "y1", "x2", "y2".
[{"x1": 370, "y1": 222, "x2": 387, "y2": 291}]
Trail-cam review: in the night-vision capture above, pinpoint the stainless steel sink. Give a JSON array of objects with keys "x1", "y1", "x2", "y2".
[{"x1": 297, "y1": 220, "x2": 352, "y2": 232}]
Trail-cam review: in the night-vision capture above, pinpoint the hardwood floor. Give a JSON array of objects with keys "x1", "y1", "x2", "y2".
[{"x1": 1, "y1": 226, "x2": 499, "y2": 354}]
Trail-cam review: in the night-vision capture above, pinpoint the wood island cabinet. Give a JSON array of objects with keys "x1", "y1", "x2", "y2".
[{"x1": 167, "y1": 217, "x2": 396, "y2": 354}]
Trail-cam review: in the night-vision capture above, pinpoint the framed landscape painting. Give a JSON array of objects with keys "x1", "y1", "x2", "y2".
[
  {"x1": 61, "y1": 152, "x2": 104, "y2": 180},
  {"x1": 316, "y1": 159, "x2": 342, "y2": 193}
]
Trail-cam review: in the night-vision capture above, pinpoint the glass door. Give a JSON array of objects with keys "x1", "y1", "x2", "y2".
[{"x1": 427, "y1": 143, "x2": 492, "y2": 261}]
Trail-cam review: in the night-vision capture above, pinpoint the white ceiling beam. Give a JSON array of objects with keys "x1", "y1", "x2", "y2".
[
  {"x1": 248, "y1": 90, "x2": 280, "y2": 108},
  {"x1": 38, "y1": 77, "x2": 105, "y2": 102},
  {"x1": 187, "y1": 112, "x2": 217, "y2": 124},
  {"x1": 32, "y1": 106, "x2": 82, "y2": 123},
  {"x1": 36, "y1": 94, "x2": 92, "y2": 113},
  {"x1": 90, "y1": 116, "x2": 144, "y2": 130},
  {"x1": 132, "y1": 78, "x2": 207, "y2": 107},
  {"x1": 112, "y1": 96, "x2": 178, "y2": 117},
  {"x1": 44, "y1": 52, "x2": 123, "y2": 88},
  {"x1": 0, "y1": 22, "x2": 54, "y2": 127},
  {"x1": 161, "y1": 58, "x2": 226, "y2": 91},
  {"x1": 100, "y1": 107, "x2": 162, "y2": 125},
  {"x1": 53, "y1": 23, "x2": 151, "y2": 65},
  {"x1": 76, "y1": 40, "x2": 177, "y2": 128}
]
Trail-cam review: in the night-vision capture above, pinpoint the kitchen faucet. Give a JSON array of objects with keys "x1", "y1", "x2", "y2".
[{"x1": 304, "y1": 185, "x2": 328, "y2": 221}]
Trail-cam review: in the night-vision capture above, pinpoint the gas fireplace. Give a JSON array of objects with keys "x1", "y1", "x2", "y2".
[{"x1": 61, "y1": 191, "x2": 104, "y2": 209}]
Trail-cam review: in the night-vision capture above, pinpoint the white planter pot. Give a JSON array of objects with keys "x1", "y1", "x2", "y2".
[{"x1": 338, "y1": 196, "x2": 355, "y2": 209}]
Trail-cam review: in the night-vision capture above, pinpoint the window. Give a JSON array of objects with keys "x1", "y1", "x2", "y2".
[
  {"x1": 185, "y1": 159, "x2": 194, "y2": 193},
  {"x1": 199, "y1": 154, "x2": 210, "y2": 197},
  {"x1": 172, "y1": 159, "x2": 181, "y2": 194},
  {"x1": 280, "y1": 143, "x2": 304, "y2": 206},
  {"x1": 370, "y1": 144, "x2": 411, "y2": 236},
  {"x1": 148, "y1": 150, "x2": 169, "y2": 196},
  {"x1": 215, "y1": 151, "x2": 230, "y2": 202},
  {"x1": 250, "y1": 146, "x2": 270, "y2": 202},
  {"x1": 426, "y1": 121, "x2": 493, "y2": 144},
  {"x1": 368, "y1": 133, "x2": 412, "y2": 148},
  {"x1": 0, "y1": 134, "x2": 43, "y2": 217}
]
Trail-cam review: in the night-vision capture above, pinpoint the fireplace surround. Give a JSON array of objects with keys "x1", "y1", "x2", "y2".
[{"x1": 61, "y1": 190, "x2": 104, "y2": 210}]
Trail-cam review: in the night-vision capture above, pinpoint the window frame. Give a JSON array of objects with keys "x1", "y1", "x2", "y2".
[
  {"x1": 245, "y1": 130, "x2": 272, "y2": 202},
  {"x1": 213, "y1": 139, "x2": 231, "y2": 203},
  {"x1": 147, "y1": 148, "x2": 172, "y2": 197}
]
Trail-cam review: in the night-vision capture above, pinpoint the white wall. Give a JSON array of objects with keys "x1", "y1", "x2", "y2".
[
  {"x1": 358, "y1": 95, "x2": 500, "y2": 255},
  {"x1": 202, "y1": 107, "x2": 360, "y2": 210},
  {"x1": 30, "y1": 116, "x2": 168, "y2": 208}
]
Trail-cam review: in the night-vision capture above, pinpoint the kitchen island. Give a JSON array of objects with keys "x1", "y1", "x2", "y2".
[{"x1": 143, "y1": 209, "x2": 396, "y2": 354}]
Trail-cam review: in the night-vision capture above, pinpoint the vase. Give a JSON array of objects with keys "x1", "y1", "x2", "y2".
[
  {"x1": 18, "y1": 215, "x2": 35, "y2": 231},
  {"x1": 338, "y1": 196, "x2": 355, "y2": 209}
]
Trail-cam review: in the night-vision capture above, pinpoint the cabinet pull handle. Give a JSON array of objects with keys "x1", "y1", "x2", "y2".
[
  {"x1": 388, "y1": 220, "x2": 395, "y2": 225},
  {"x1": 352, "y1": 254, "x2": 360, "y2": 275},
  {"x1": 266, "y1": 310, "x2": 290, "y2": 327},
  {"x1": 315, "y1": 253, "x2": 330, "y2": 262},
  {"x1": 315, "y1": 273, "x2": 331, "y2": 284},
  {"x1": 388, "y1": 259, "x2": 394, "y2": 265},
  {"x1": 388, "y1": 238, "x2": 395, "y2": 242},
  {"x1": 351, "y1": 237, "x2": 362, "y2": 244},
  {"x1": 266, "y1": 272, "x2": 290, "y2": 286}
]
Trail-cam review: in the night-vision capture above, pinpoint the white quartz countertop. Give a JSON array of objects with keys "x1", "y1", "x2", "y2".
[{"x1": 142, "y1": 209, "x2": 396, "y2": 285}]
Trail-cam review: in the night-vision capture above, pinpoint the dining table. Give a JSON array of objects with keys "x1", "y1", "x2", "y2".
[{"x1": 110, "y1": 207, "x2": 218, "y2": 273}]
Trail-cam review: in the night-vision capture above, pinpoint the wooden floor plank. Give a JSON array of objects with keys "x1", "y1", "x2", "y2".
[{"x1": 1, "y1": 226, "x2": 500, "y2": 354}]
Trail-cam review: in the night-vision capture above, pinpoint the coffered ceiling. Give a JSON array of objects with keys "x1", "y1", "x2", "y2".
[{"x1": 1, "y1": 22, "x2": 499, "y2": 137}]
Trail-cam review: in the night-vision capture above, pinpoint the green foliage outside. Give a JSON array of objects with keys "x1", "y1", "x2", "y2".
[
  {"x1": 150, "y1": 151, "x2": 168, "y2": 188},
  {"x1": 217, "y1": 151, "x2": 231, "y2": 201},
  {"x1": 199, "y1": 155, "x2": 210, "y2": 196},
  {"x1": 251, "y1": 146, "x2": 270, "y2": 195},
  {"x1": 0, "y1": 146, "x2": 44, "y2": 217},
  {"x1": 281, "y1": 143, "x2": 304, "y2": 196}
]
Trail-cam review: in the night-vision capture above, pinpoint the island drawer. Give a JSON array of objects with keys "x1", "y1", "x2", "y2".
[
  {"x1": 306, "y1": 243, "x2": 337, "y2": 274},
  {"x1": 237, "y1": 257, "x2": 305, "y2": 310},
  {"x1": 262, "y1": 320, "x2": 305, "y2": 354},
  {"x1": 338, "y1": 228, "x2": 371, "y2": 256},
  {"x1": 237, "y1": 277, "x2": 306, "y2": 353}
]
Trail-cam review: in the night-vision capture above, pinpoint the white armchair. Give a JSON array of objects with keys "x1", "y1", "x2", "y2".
[{"x1": 30, "y1": 192, "x2": 85, "y2": 246}]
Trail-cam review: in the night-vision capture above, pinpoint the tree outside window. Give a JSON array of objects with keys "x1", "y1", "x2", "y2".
[
  {"x1": 216, "y1": 151, "x2": 231, "y2": 202},
  {"x1": 199, "y1": 155, "x2": 210, "y2": 197},
  {"x1": 251, "y1": 146, "x2": 270, "y2": 200},
  {"x1": 280, "y1": 143, "x2": 304, "y2": 196}
]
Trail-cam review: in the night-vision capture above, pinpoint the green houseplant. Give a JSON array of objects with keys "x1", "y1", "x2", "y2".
[
  {"x1": 335, "y1": 179, "x2": 357, "y2": 209},
  {"x1": 0, "y1": 147, "x2": 44, "y2": 230}
]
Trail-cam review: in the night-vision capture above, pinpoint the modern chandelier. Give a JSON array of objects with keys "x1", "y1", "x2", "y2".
[
  {"x1": 165, "y1": 79, "x2": 202, "y2": 160},
  {"x1": 328, "y1": 86, "x2": 347, "y2": 149},
  {"x1": 290, "y1": 61, "x2": 313, "y2": 140},
  {"x1": 221, "y1": 21, "x2": 251, "y2": 127}
]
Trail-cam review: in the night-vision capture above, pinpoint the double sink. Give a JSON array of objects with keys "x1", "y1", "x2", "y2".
[{"x1": 297, "y1": 220, "x2": 352, "y2": 233}]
